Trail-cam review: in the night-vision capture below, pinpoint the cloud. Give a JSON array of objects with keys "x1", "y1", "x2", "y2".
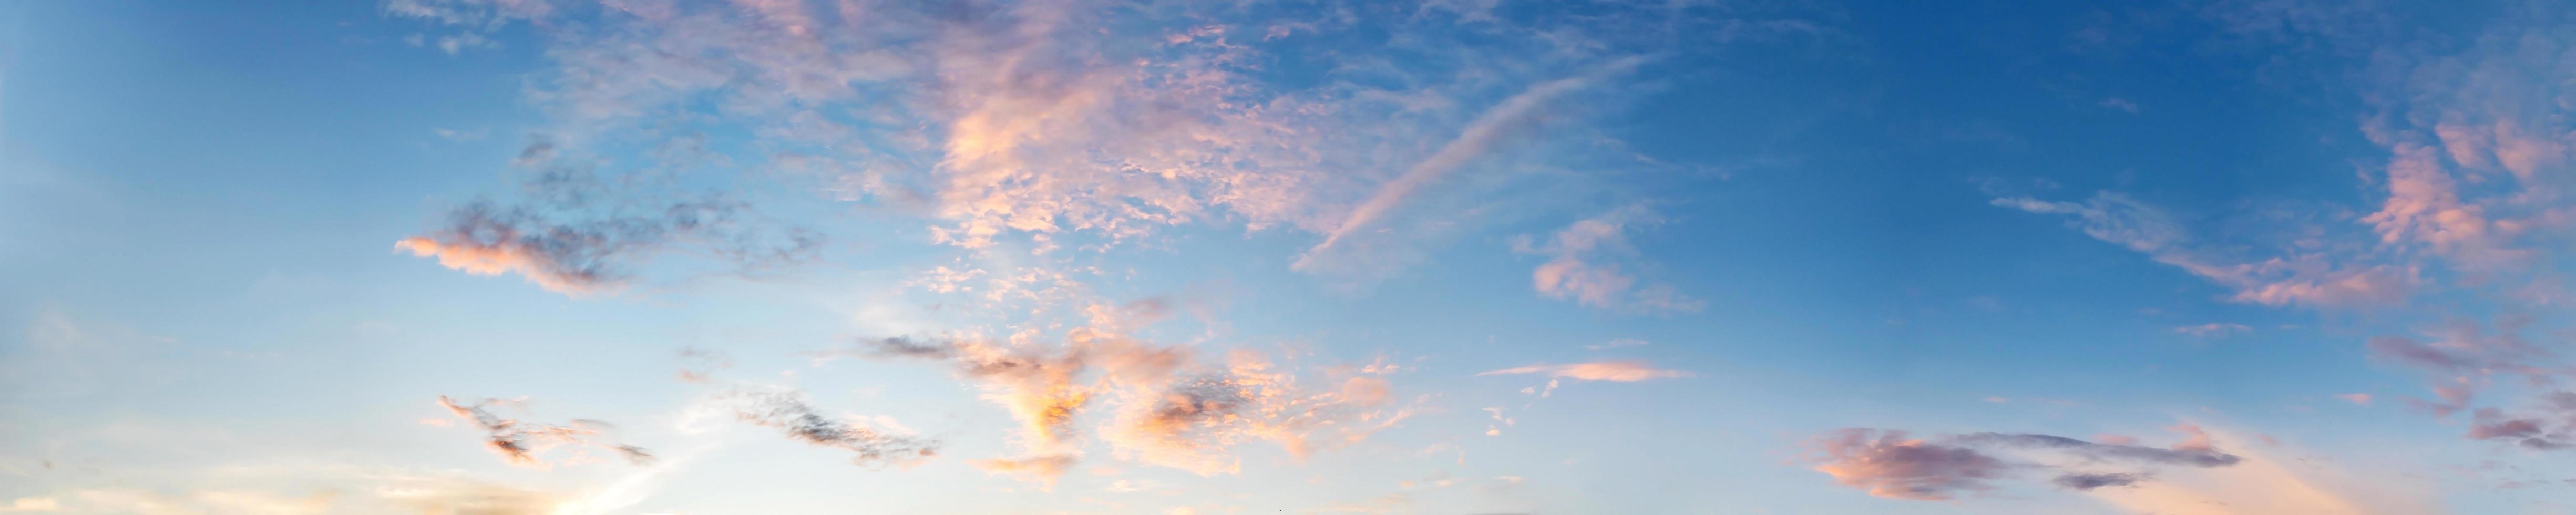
[
  {"x1": 712, "y1": 387, "x2": 939, "y2": 467},
  {"x1": 2077, "y1": 426, "x2": 2434, "y2": 515},
  {"x1": 1993, "y1": 192, "x2": 2415, "y2": 308},
  {"x1": 1807, "y1": 429, "x2": 2011, "y2": 501},
  {"x1": 1477, "y1": 360, "x2": 1692, "y2": 382},
  {"x1": 968, "y1": 454, "x2": 1079, "y2": 486},
  {"x1": 1296, "y1": 57, "x2": 1648, "y2": 268},
  {"x1": 1808, "y1": 425, "x2": 2243, "y2": 501},
  {"x1": 2098, "y1": 97, "x2": 2142, "y2": 113},
  {"x1": 397, "y1": 199, "x2": 817, "y2": 296},
  {"x1": 2054, "y1": 472, "x2": 2146, "y2": 491},
  {"x1": 2173, "y1": 323, "x2": 2252, "y2": 338},
  {"x1": 435, "y1": 396, "x2": 653, "y2": 468},
  {"x1": 1104, "y1": 351, "x2": 1409, "y2": 476},
  {"x1": 1586, "y1": 338, "x2": 1650, "y2": 351},
  {"x1": 1504, "y1": 205, "x2": 1705, "y2": 313},
  {"x1": 382, "y1": 0, "x2": 1754, "y2": 291},
  {"x1": 1951, "y1": 432, "x2": 2240, "y2": 468},
  {"x1": 832, "y1": 334, "x2": 1410, "y2": 481}
]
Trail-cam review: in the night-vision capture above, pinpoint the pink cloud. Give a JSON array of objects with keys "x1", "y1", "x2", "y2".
[{"x1": 1477, "y1": 360, "x2": 1692, "y2": 382}]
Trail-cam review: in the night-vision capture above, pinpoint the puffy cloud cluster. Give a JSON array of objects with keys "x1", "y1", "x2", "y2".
[
  {"x1": 435, "y1": 396, "x2": 654, "y2": 468},
  {"x1": 840, "y1": 331, "x2": 1409, "y2": 481},
  {"x1": 382, "y1": 0, "x2": 1799, "y2": 290},
  {"x1": 1806, "y1": 426, "x2": 2242, "y2": 501}
]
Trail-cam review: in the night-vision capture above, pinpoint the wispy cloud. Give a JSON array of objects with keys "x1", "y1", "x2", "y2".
[
  {"x1": 435, "y1": 395, "x2": 653, "y2": 468},
  {"x1": 1505, "y1": 204, "x2": 1705, "y2": 313},
  {"x1": 2172, "y1": 323, "x2": 2252, "y2": 338},
  {"x1": 707, "y1": 387, "x2": 939, "y2": 467},
  {"x1": 1993, "y1": 192, "x2": 2415, "y2": 308},
  {"x1": 1586, "y1": 338, "x2": 1650, "y2": 351},
  {"x1": 1295, "y1": 57, "x2": 1648, "y2": 270}
]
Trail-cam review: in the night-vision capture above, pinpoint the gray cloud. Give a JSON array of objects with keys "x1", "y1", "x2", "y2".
[
  {"x1": 2051, "y1": 472, "x2": 2146, "y2": 491},
  {"x1": 1807, "y1": 429, "x2": 2011, "y2": 501},
  {"x1": 397, "y1": 198, "x2": 819, "y2": 295},
  {"x1": 435, "y1": 396, "x2": 653, "y2": 468},
  {"x1": 718, "y1": 388, "x2": 939, "y2": 467},
  {"x1": 1953, "y1": 432, "x2": 2241, "y2": 468},
  {"x1": 1809, "y1": 427, "x2": 2243, "y2": 501}
]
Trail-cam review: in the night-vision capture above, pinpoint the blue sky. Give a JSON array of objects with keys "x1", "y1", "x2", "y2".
[{"x1": 5, "y1": 0, "x2": 2576, "y2": 513}]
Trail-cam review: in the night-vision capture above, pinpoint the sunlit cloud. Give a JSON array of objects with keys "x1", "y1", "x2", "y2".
[
  {"x1": 1505, "y1": 204, "x2": 1704, "y2": 313},
  {"x1": 1477, "y1": 360, "x2": 1691, "y2": 382},
  {"x1": 396, "y1": 199, "x2": 816, "y2": 296}
]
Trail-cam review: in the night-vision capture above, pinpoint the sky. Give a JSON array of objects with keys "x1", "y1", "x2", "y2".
[{"x1": 4, "y1": 0, "x2": 2576, "y2": 513}]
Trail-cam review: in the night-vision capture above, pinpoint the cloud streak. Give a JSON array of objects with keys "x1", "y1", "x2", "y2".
[
  {"x1": 1477, "y1": 360, "x2": 1692, "y2": 382},
  {"x1": 1296, "y1": 57, "x2": 1648, "y2": 269},
  {"x1": 1807, "y1": 426, "x2": 2243, "y2": 501}
]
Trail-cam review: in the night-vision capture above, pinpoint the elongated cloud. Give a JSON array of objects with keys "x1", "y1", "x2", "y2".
[
  {"x1": 1952, "y1": 432, "x2": 2240, "y2": 468},
  {"x1": 1808, "y1": 426, "x2": 2243, "y2": 501},
  {"x1": 1297, "y1": 57, "x2": 1647, "y2": 267},
  {"x1": 435, "y1": 396, "x2": 653, "y2": 468},
  {"x1": 1993, "y1": 192, "x2": 2415, "y2": 308},
  {"x1": 1477, "y1": 360, "x2": 1691, "y2": 382},
  {"x1": 968, "y1": 454, "x2": 1079, "y2": 486},
  {"x1": 715, "y1": 388, "x2": 938, "y2": 467},
  {"x1": 2054, "y1": 472, "x2": 2146, "y2": 491},
  {"x1": 397, "y1": 199, "x2": 817, "y2": 295}
]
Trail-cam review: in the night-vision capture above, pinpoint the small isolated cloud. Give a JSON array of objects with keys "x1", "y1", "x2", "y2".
[
  {"x1": 2099, "y1": 97, "x2": 2141, "y2": 113},
  {"x1": 969, "y1": 454, "x2": 1079, "y2": 487},
  {"x1": 1477, "y1": 360, "x2": 1691, "y2": 382},
  {"x1": 1507, "y1": 205, "x2": 1705, "y2": 314},
  {"x1": 2336, "y1": 393, "x2": 2373, "y2": 406},
  {"x1": 435, "y1": 396, "x2": 653, "y2": 468},
  {"x1": 2173, "y1": 323, "x2": 2252, "y2": 338},
  {"x1": 433, "y1": 128, "x2": 487, "y2": 141},
  {"x1": 1586, "y1": 338, "x2": 1650, "y2": 351}
]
